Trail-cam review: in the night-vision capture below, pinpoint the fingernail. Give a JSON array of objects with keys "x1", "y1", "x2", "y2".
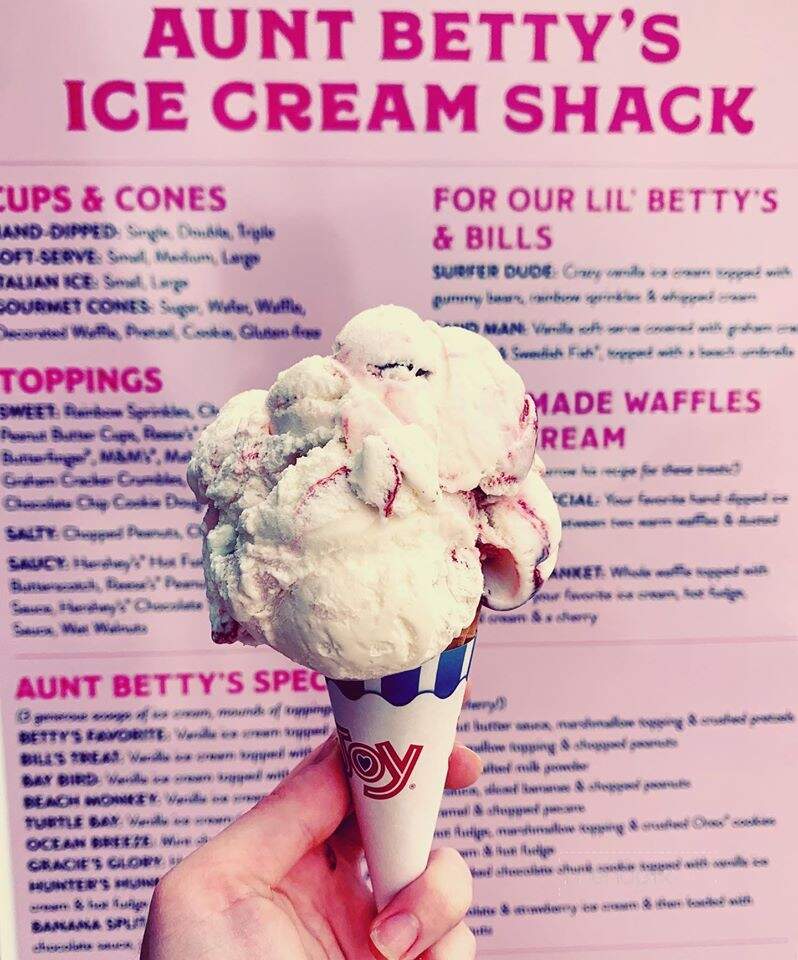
[
  {"x1": 287, "y1": 733, "x2": 338, "y2": 781},
  {"x1": 304, "y1": 733, "x2": 337, "y2": 767},
  {"x1": 370, "y1": 912, "x2": 420, "y2": 960},
  {"x1": 318, "y1": 732, "x2": 339, "y2": 756},
  {"x1": 466, "y1": 746, "x2": 483, "y2": 775}
]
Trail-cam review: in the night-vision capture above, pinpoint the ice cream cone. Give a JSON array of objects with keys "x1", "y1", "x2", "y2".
[{"x1": 326, "y1": 612, "x2": 480, "y2": 908}]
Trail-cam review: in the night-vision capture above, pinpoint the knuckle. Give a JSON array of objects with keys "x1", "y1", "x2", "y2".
[
  {"x1": 427, "y1": 848, "x2": 473, "y2": 918},
  {"x1": 432, "y1": 845, "x2": 466, "y2": 873},
  {"x1": 460, "y1": 925, "x2": 477, "y2": 959},
  {"x1": 149, "y1": 868, "x2": 181, "y2": 912},
  {"x1": 437, "y1": 847, "x2": 473, "y2": 893}
]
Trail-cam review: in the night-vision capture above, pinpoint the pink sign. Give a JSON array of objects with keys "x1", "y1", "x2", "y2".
[{"x1": 0, "y1": 2, "x2": 796, "y2": 957}]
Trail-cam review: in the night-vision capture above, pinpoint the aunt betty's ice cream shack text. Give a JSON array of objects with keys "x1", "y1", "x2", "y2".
[{"x1": 63, "y1": 8, "x2": 756, "y2": 135}]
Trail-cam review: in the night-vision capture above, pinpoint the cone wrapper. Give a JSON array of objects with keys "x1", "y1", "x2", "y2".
[{"x1": 326, "y1": 637, "x2": 477, "y2": 908}]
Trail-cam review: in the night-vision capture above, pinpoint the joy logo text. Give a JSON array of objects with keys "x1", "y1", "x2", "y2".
[{"x1": 336, "y1": 724, "x2": 423, "y2": 799}]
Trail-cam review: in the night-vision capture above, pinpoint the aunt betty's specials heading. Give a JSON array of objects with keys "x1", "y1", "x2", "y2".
[{"x1": 63, "y1": 8, "x2": 756, "y2": 135}]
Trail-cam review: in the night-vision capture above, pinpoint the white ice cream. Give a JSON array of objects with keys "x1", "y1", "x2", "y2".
[{"x1": 188, "y1": 306, "x2": 561, "y2": 679}]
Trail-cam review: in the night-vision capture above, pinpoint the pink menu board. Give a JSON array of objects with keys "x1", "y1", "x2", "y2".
[{"x1": 1, "y1": 2, "x2": 796, "y2": 957}]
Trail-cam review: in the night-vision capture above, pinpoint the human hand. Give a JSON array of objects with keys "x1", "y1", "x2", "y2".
[{"x1": 141, "y1": 733, "x2": 481, "y2": 960}]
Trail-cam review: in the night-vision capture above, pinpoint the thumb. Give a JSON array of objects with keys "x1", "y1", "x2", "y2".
[{"x1": 192, "y1": 733, "x2": 351, "y2": 886}]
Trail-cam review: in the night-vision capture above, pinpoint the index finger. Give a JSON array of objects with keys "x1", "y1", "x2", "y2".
[
  {"x1": 181, "y1": 733, "x2": 480, "y2": 893},
  {"x1": 186, "y1": 733, "x2": 350, "y2": 890}
]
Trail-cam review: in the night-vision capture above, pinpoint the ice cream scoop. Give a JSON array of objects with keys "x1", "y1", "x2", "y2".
[{"x1": 188, "y1": 305, "x2": 561, "y2": 679}]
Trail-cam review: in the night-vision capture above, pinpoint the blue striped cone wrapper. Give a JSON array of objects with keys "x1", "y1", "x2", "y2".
[{"x1": 326, "y1": 635, "x2": 477, "y2": 908}]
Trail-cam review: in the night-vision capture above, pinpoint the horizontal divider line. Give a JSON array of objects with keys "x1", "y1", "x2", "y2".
[
  {"x1": 10, "y1": 634, "x2": 798, "y2": 660},
  {"x1": 482, "y1": 635, "x2": 798, "y2": 648},
  {"x1": 479, "y1": 936, "x2": 789, "y2": 956},
  {"x1": 1, "y1": 159, "x2": 797, "y2": 170}
]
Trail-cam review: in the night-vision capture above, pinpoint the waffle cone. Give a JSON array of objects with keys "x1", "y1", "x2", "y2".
[{"x1": 447, "y1": 601, "x2": 481, "y2": 649}]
